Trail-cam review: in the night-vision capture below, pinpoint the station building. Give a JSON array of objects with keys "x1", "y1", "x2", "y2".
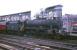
[
  {"x1": 0, "y1": 11, "x2": 31, "y2": 22},
  {"x1": 0, "y1": 11, "x2": 31, "y2": 31},
  {"x1": 45, "y1": 5, "x2": 63, "y2": 30},
  {"x1": 45, "y1": 5, "x2": 62, "y2": 19}
]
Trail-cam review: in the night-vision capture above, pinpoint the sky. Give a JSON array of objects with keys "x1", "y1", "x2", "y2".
[{"x1": 0, "y1": 0, "x2": 77, "y2": 18}]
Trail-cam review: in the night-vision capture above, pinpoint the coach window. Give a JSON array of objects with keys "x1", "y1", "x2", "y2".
[{"x1": 73, "y1": 26, "x2": 77, "y2": 31}]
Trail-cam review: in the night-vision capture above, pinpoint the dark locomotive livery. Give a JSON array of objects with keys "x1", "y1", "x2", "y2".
[
  {"x1": 0, "y1": 18, "x2": 61, "y2": 36},
  {"x1": 24, "y1": 18, "x2": 59, "y2": 34}
]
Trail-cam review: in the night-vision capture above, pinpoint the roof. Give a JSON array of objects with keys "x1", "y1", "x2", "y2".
[
  {"x1": 0, "y1": 11, "x2": 31, "y2": 17},
  {"x1": 45, "y1": 5, "x2": 62, "y2": 10},
  {"x1": 45, "y1": 5, "x2": 62, "y2": 13}
]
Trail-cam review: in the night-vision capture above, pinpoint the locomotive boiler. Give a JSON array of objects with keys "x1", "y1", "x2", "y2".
[{"x1": 24, "y1": 18, "x2": 60, "y2": 35}]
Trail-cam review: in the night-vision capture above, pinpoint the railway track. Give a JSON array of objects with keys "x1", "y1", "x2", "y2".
[
  {"x1": 0, "y1": 34, "x2": 53, "y2": 50},
  {"x1": 0, "y1": 39, "x2": 52, "y2": 50},
  {"x1": 0, "y1": 47, "x2": 8, "y2": 50},
  {"x1": 0, "y1": 43, "x2": 21, "y2": 50},
  {"x1": 0, "y1": 34, "x2": 77, "y2": 50}
]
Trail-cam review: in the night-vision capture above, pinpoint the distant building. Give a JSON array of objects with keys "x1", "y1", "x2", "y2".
[
  {"x1": 45, "y1": 5, "x2": 62, "y2": 19},
  {"x1": 62, "y1": 14, "x2": 77, "y2": 36},
  {"x1": 34, "y1": 5, "x2": 63, "y2": 30},
  {"x1": 35, "y1": 5, "x2": 62, "y2": 20},
  {"x1": 45, "y1": 5, "x2": 63, "y2": 30},
  {"x1": 0, "y1": 11, "x2": 31, "y2": 22}
]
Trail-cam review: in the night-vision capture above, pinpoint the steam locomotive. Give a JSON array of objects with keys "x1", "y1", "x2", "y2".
[{"x1": 0, "y1": 17, "x2": 61, "y2": 36}]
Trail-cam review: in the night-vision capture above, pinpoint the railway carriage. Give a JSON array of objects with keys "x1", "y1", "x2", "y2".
[
  {"x1": 0, "y1": 20, "x2": 6, "y2": 33},
  {"x1": 62, "y1": 14, "x2": 77, "y2": 36}
]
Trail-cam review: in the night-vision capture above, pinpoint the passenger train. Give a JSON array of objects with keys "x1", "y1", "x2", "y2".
[{"x1": 62, "y1": 14, "x2": 77, "y2": 36}]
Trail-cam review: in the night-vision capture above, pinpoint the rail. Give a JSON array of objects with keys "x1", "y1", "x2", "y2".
[
  {"x1": 0, "y1": 34, "x2": 77, "y2": 50},
  {"x1": 0, "y1": 43, "x2": 18, "y2": 50},
  {"x1": 0, "y1": 38, "x2": 52, "y2": 50}
]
